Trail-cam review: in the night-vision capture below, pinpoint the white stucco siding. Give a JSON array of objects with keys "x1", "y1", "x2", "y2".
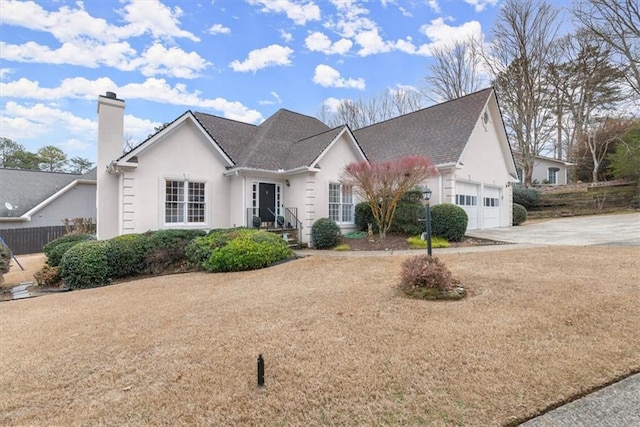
[
  {"x1": 456, "y1": 101, "x2": 514, "y2": 229},
  {"x1": 313, "y1": 133, "x2": 365, "y2": 236},
  {"x1": 122, "y1": 120, "x2": 231, "y2": 234}
]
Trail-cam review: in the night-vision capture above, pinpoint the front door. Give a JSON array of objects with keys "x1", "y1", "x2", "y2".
[{"x1": 259, "y1": 183, "x2": 276, "y2": 223}]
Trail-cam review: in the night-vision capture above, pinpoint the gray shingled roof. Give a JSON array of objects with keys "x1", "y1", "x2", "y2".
[
  {"x1": 0, "y1": 169, "x2": 84, "y2": 217},
  {"x1": 192, "y1": 109, "x2": 332, "y2": 171},
  {"x1": 353, "y1": 88, "x2": 493, "y2": 165}
]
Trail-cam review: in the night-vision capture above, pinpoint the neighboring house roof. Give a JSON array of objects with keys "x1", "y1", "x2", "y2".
[
  {"x1": 0, "y1": 168, "x2": 96, "y2": 219},
  {"x1": 353, "y1": 88, "x2": 494, "y2": 166},
  {"x1": 512, "y1": 151, "x2": 575, "y2": 169}
]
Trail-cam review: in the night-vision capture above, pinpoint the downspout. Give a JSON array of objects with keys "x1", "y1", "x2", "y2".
[{"x1": 242, "y1": 175, "x2": 246, "y2": 227}]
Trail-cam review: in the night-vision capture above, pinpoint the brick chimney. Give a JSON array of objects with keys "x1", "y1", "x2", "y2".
[{"x1": 96, "y1": 91, "x2": 125, "y2": 240}]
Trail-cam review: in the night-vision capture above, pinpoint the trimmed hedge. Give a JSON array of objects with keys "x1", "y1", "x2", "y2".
[
  {"x1": 389, "y1": 189, "x2": 426, "y2": 236},
  {"x1": 107, "y1": 234, "x2": 150, "y2": 279},
  {"x1": 0, "y1": 243, "x2": 10, "y2": 286},
  {"x1": 144, "y1": 229, "x2": 206, "y2": 274},
  {"x1": 513, "y1": 186, "x2": 540, "y2": 210},
  {"x1": 59, "y1": 240, "x2": 110, "y2": 289},
  {"x1": 44, "y1": 233, "x2": 95, "y2": 267},
  {"x1": 311, "y1": 218, "x2": 341, "y2": 249},
  {"x1": 513, "y1": 203, "x2": 528, "y2": 226},
  {"x1": 430, "y1": 203, "x2": 468, "y2": 242},
  {"x1": 188, "y1": 228, "x2": 292, "y2": 272}
]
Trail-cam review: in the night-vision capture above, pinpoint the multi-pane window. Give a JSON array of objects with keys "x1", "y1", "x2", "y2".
[
  {"x1": 165, "y1": 180, "x2": 206, "y2": 224},
  {"x1": 484, "y1": 197, "x2": 499, "y2": 207},
  {"x1": 329, "y1": 183, "x2": 354, "y2": 223},
  {"x1": 455, "y1": 194, "x2": 477, "y2": 206},
  {"x1": 548, "y1": 167, "x2": 559, "y2": 184}
]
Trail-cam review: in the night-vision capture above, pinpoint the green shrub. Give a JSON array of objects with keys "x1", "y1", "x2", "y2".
[
  {"x1": 430, "y1": 204, "x2": 468, "y2": 242},
  {"x1": 354, "y1": 202, "x2": 377, "y2": 233},
  {"x1": 513, "y1": 186, "x2": 540, "y2": 210},
  {"x1": 106, "y1": 234, "x2": 150, "y2": 279},
  {"x1": 59, "y1": 241, "x2": 110, "y2": 289},
  {"x1": 389, "y1": 189, "x2": 426, "y2": 236},
  {"x1": 0, "y1": 243, "x2": 10, "y2": 286},
  {"x1": 401, "y1": 255, "x2": 453, "y2": 290},
  {"x1": 311, "y1": 218, "x2": 341, "y2": 249},
  {"x1": 334, "y1": 243, "x2": 350, "y2": 251},
  {"x1": 44, "y1": 233, "x2": 95, "y2": 267},
  {"x1": 144, "y1": 229, "x2": 206, "y2": 274},
  {"x1": 202, "y1": 230, "x2": 292, "y2": 272},
  {"x1": 513, "y1": 203, "x2": 528, "y2": 226}
]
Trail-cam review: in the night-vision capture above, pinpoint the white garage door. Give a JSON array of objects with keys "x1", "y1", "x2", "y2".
[
  {"x1": 455, "y1": 181, "x2": 479, "y2": 230},
  {"x1": 483, "y1": 186, "x2": 501, "y2": 228}
]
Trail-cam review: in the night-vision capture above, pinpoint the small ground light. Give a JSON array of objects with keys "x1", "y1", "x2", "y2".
[{"x1": 257, "y1": 354, "x2": 265, "y2": 387}]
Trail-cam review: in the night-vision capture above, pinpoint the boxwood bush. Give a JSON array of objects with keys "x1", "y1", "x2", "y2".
[
  {"x1": 355, "y1": 202, "x2": 378, "y2": 233},
  {"x1": 194, "y1": 229, "x2": 292, "y2": 272},
  {"x1": 0, "y1": 243, "x2": 10, "y2": 286},
  {"x1": 389, "y1": 189, "x2": 426, "y2": 236},
  {"x1": 106, "y1": 234, "x2": 150, "y2": 279},
  {"x1": 144, "y1": 229, "x2": 206, "y2": 274},
  {"x1": 59, "y1": 240, "x2": 110, "y2": 289},
  {"x1": 311, "y1": 217, "x2": 341, "y2": 249},
  {"x1": 513, "y1": 186, "x2": 540, "y2": 210},
  {"x1": 430, "y1": 203, "x2": 468, "y2": 242},
  {"x1": 44, "y1": 233, "x2": 95, "y2": 267},
  {"x1": 513, "y1": 203, "x2": 528, "y2": 226}
]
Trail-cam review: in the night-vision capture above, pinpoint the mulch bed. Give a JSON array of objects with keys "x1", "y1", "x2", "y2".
[{"x1": 341, "y1": 234, "x2": 508, "y2": 251}]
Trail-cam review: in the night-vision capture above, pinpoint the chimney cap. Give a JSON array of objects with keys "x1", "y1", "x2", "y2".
[{"x1": 105, "y1": 91, "x2": 117, "y2": 99}]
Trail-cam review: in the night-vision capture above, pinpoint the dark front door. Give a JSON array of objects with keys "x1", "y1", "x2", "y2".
[{"x1": 259, "y1": 183, "x2": 276, "y2": 223}]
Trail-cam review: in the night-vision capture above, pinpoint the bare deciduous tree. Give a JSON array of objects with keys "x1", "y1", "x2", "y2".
[
  {"x1": 483, "y1": 0, "x2": 559, "y2": 187},
  {"x1": 422, "y1": 37, "x2": 484, "y2": 102},
  {"x1": 318, "y1": 87, "x2": 425, "y2": 130},
  {"x1": 341, "y1": 156, "x2": 438, "y2": 240},
  {"x1": 574, "y1": 0, "x2": 640, "y2": 96}
]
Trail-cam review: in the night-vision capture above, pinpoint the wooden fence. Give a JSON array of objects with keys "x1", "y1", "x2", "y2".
[{"x1": 0, "y1": 226, "x2": 69, "y2": 255}]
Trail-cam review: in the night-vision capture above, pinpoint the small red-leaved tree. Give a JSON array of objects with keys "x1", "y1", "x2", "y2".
[{"x1": 341, "y1": 156, "x2": 438, "y2": 240}]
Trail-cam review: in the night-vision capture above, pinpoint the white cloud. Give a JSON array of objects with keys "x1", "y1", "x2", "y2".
[
  {"x1": 355, "y1": 28, "x2": 392, "y2": 56},
  {"x1": 229, "y1": 45, "x2": 294, "y2": 72},
  {"x1": 136, "y1": 44, "x2": 210, "y2": 78},
  {"x1": 417, "y1": 18, "x2": 483, "y2": 55},
  {"x1": 312, "y1": 65, "x2": 365, "y2": 90},
  {"x1": 0, "y1": 0, "x2": 198, "y2": 43},
  {"x1": 305, "y1": 32, "x2": 352, "y2": 55},
  {"x1": 208, "y1": 23, "x2": 231, "y2": 35},
  {"x1": 258, "y1": 91, "x2": 282, "y2": 105},
  {"x1": 0, "y1": 77, "x2": 264, "y2": 124},
  {"x1": 248, "y1": 0, "x2": 321, "y2": 25},
  {"x1": 0, "y1": 101, "x2": 96, "y2": 140},
  {"x1": 428, "y1": 0, "x2": 441, "y2": 13},
  {"x1": 0, "y1": 40, "x2": 208, "y2": 79},
  {"x1": 279, "y1": 29, "x2": 293, "y2": 43},
  {"x1": 59, "y1": 138, "x2": 92, "y2": 152},
  {"x1": 0, "y1": 68, "x2": 13, "y2": 80},
  {"x1": 326, "y1": 0, "x2": 376, "y2": 38},
  {"x1": 322, "y1": 97, "x2": 343, "y2": 112},
  {"x1": 465, "y1": 0, "x2": 499, "y2": 12}
]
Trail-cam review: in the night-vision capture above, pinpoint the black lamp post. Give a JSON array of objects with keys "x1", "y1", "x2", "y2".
[{"x1": 422, "y1": 186, "x2": 433, "y2": 256}]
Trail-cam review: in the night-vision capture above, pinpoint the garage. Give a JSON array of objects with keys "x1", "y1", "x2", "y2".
[
  {"x1": 455, "y1": 181, "x2": 479, "y2": 230},
  {"x1": 482, "y1": 186, "x2": 501, "y2": 228}
]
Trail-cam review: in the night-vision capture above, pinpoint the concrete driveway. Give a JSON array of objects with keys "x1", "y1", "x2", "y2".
[{"x1": 467, "y1": 212, "x2": 640, "y2": 246}]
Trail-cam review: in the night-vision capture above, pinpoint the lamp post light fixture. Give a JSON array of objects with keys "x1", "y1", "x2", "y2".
[{"x1": 422, "y1": 185, "x2": 433, "y2": 256}]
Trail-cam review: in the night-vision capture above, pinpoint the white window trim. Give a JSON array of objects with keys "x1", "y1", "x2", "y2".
[
  {"x1": 328, "y1": 182, "x2": 354, "y2": 224},
  {"x1": 163, "y1": 178, "x2": 208, "y2": 227}
]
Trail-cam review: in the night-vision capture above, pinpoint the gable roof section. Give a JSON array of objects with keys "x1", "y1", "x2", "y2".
[
  {"x1": 231, "y1": 109, "x2": 331, "y2": 170},
  {"x1": 353, "y1": 88, "x2": 494, "y2": 166},
  {"x1": 118, "y1": 111, "x2": 235, "y2": 167},
  {"x1": 0, "y1": 168, "x2": 89, "y2": 218}
]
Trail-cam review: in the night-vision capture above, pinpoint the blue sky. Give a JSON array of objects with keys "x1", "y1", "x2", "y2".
[{"x1": 1, "y1": 0, "x2": 522, "y2": 164}]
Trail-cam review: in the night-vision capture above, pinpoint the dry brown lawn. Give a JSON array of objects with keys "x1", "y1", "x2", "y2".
[{"x1": 1, "y1": 246, "x2": 639, "y2": 426}]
